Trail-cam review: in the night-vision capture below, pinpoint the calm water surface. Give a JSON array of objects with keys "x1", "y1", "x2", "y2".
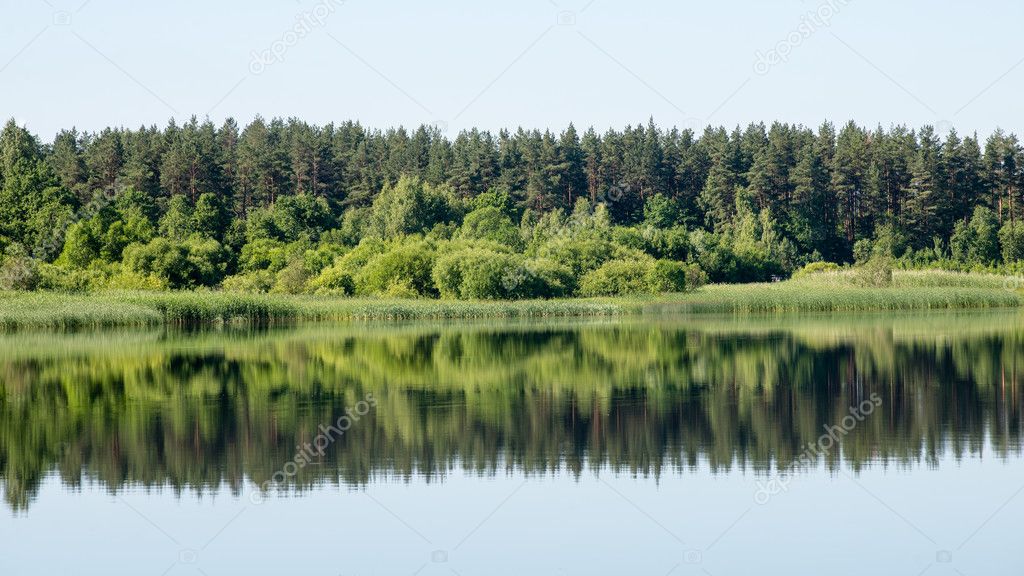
[{"x1": 1, "y1": 311, "x2": 1023, "y2": 575}]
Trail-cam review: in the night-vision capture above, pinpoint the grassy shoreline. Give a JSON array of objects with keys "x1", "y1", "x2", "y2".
[{"x1": 1, "y1": 270, "x2": 1022, "y2": 330}]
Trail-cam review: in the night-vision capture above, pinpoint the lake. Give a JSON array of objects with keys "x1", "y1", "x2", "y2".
[{"x1": 1, "y1": 311, "x2": 1022, "y2": 575}]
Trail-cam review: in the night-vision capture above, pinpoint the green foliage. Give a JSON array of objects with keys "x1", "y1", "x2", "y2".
[
  {"x1": 612, "y1": 225, "x2": 689, "y2": 261},
  {"x1": 367, "y1": 176, "x2": 455, "y2": 238},
  {"x1": 999, "y1": 221, "x2": 1024, "y2": 264},
  {"x1": 159, "y1": 195, "x2": 194, "y2": 240},
  {"x1": 354, "y1": 239, "x2": 437, "y2": 297},
  {"x1": 853, "y1": 256, "x2": 895, "y2": 288},
  {"x1": 433, "y1": 248, "x2": 524, "y2": 300},
  {"x1": 306, "y1": 265, "x2": 354, "y2": 296},
  {"x1": 643, "y1": 193, "x2": 679, "y2": 229},
  {"x1": 35, "y1": 263, "x2": 105, "y2": 292},
  {"x1": 521, "y1": 258, "x2": 575, "y2": 298},
  {"x1": 271, "y1": 258, "x2": 310, "y2": 294},
  {"x1": 221, "y1": 270, "x2": 275, "y2": 293},
  {"x1": 577, "y1": 256, "x2": 704, "y2": 295},
  {"x1": 192, "y1": 192, "x2": 228, "y2": 239},
  {"x1": 647, "y1": 260, "x2": 706, "y2": 293},
  {"x1": 122, "y1": 236, "x2": 229, "y2": 289},
  {"x1": 578, "y1": 258, "x2": 703, "y2": 296},
  {"x1": 0, "y1": 245, "x2": 39, "y2": 290},
  {"x1": 578, "y1": 259, "x2": 653, "y2": 296},
  {"x1": 12, "y1": 117, "x2": 1024, "y2": 299},
  {"x1": 792, "y1": 261, "x2": 842, "y2": 279},
  {"x1": 459, "y1": 206, "x2": 523, "y2": 249},
  {"x1": 951, "y1": 207, "x2": 1000, "y2": 266}
]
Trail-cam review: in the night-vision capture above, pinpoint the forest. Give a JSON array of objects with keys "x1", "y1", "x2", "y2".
[{"x1": 2, "y1": 117, "x2": 1024, "y2": 299}]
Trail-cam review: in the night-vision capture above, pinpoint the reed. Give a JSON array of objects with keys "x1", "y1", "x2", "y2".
[{"x1": 1, "y1": 270, "x2": 1020, "y2": 330}]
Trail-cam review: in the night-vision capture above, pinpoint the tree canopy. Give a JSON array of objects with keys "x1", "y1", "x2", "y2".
[{"x1": 2, "y1": 116, "x2": 1024, "y2": 295}]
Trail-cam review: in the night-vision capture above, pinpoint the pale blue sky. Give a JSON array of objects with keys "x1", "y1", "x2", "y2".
[{"x1": 2, "y1": 0, "x2": 1022, "y2": 140}]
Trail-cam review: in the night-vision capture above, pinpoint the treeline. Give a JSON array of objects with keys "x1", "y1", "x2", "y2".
[{"x1": 2, "y1": 117, "x2": 1024, "y2": 295}]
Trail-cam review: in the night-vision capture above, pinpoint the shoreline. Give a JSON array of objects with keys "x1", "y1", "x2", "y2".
[{"x1": 2, "y1": 275, "x2": 1021, "y2": 330}]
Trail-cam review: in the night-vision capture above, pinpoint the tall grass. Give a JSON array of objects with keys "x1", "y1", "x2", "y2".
[
  {"x1": 0, "y1": 291, "x2": 623, "y2": 330},
  {"x1": 1, "y1": 269, "x2": 1021, "y2": 329},
  {"x1": 658, "y1": 270, "x2": 1022, "y2": 314}
]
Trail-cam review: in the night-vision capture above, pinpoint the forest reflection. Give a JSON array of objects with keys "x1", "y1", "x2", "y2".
[{"x1": 2, "y1": 311, "x2": 1023, "y2": 511}]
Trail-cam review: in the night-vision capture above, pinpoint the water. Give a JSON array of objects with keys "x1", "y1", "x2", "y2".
[{"x1": 1, "y1": 311, "x2": 1023, "y2": 575}]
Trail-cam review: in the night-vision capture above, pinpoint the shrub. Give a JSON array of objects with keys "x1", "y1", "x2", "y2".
[
  {"x1": 792, "y1": 261, "x2": 842, "y2": 279},
  {"x1": 306, "y1": 239, "x2": 388, "y2": 295},
  {"x1": 306, "y1": 266, "x2": 355, "y2": 296},
  {"x1": 122, "y1": 236, "x2": 229, "y2": 289},
  {"x1": 578, "y1": 258, "x2": 705, "y2": 296},
  {"x1": 221, "y1": 270, "x2": 275, "y2": 293},
  {"x1": 271, "y1": 259, "x2": 310, "y2": 294},
  {"x1": 104, "y1": 269, "x2": 167, "y2": 290},
  {"x1": 36, "y1": 263, "x2": 105, "y2": 292},
  {"x1": 853, "y1": 256, "x2": 894, "y2": 287},
  {"x1": 0, "y1": 246, "x2": 39, "y2": 290},
  {"x1": 612, "y1": 226, "x2": 688, "y2": 260},
  {"x1": 538, "y1": 236, "x2": 615, "y2": 277},
  {"x1": 578, "y1": 259, "x2": 652, "y2": 296},
  {"x1": 522, "y1": 258, "x2": 575, "y2": 298},
  {"x1": 239, "y1": 238, "x2": 289, "y2": 273},
  {"x1": 683, "y1": 263, "x2": 709, "y2": 290},
  {"x1": 459, "y1": 206, "x2": 523, "y2": 249},
  {"x1": 646, "y1": 260, "x2": 704, "y2": 293},
  {"x1": 1000, "y1": 221, "x2": 1024, "y2": 264},
  {"x1": 355, "y1": 240, "x2": 437, "y2": 297},
  {"x1": 433, "y1": 248, "x2": 523, "y2": 300}
]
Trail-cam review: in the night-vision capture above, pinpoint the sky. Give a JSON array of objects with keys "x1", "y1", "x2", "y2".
[{"x1": 1, "y1": 0, "x2": 1023, "y2": 141}]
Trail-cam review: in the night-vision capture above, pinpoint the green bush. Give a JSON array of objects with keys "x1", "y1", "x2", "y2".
[
  {"x1": 355, "y1": 240, "x2": 437, "y2": 297},
  {"x1": 459, "y1": 206, "x2": 523, "y2": 249},
  {"x1": 239, "y1": 238, "x2": 289, "y2": 273},
  {"x1": 36, "y1": 263, "x2": 105, "y2": 292},
  {"x1": 122, "y1": 236, "x2": 229, "y2": 289},
  {"x1": 522, "y1": 258, "x2": 575, "y2": 298},
  {"x1": 306, "y1": 266, "x2": 355, "y2": 296},
  {"x1": 853, "y1": 256, "x2": 894, "y2": 287},
  {"x1": 792, "y1": 261, "x2": 842, "y2": 279},
  {"x1": 221, "y1": 270, "x2": 275, "y2": 293},
  {"x1": 103, "y1": 269, "x2": 167, "y2": 291},
  {"x1": 1000, "y1": 221, "x2": 1024, "y2": 264},
  {"x1": 646, "y1": 260, "x2": 703, "y2": 293},
  {"x1": 578, "y1": 259, "x2": 653, "y2": 296},
  {"x1": 0, "y1": 246, "x2": 40, "y2": 290},
  {"x1": 433, "y1": 248, "x2": 522, "y2": 300},
  {"x1": 271, "y1": 259, "x2": 311, "y2": 294},
  {"x1": 683, "y1": 263, "x2": 709, "y2": 291},
  {"x1": 613, "y1": 225, "x2": 689, "y2": 261},
  {"x1": 538, "y1": 236, "x2": 615, "y2": 277},
  {"x1": 579, "y1": 258, "x2": 705, "y2": 296}
]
